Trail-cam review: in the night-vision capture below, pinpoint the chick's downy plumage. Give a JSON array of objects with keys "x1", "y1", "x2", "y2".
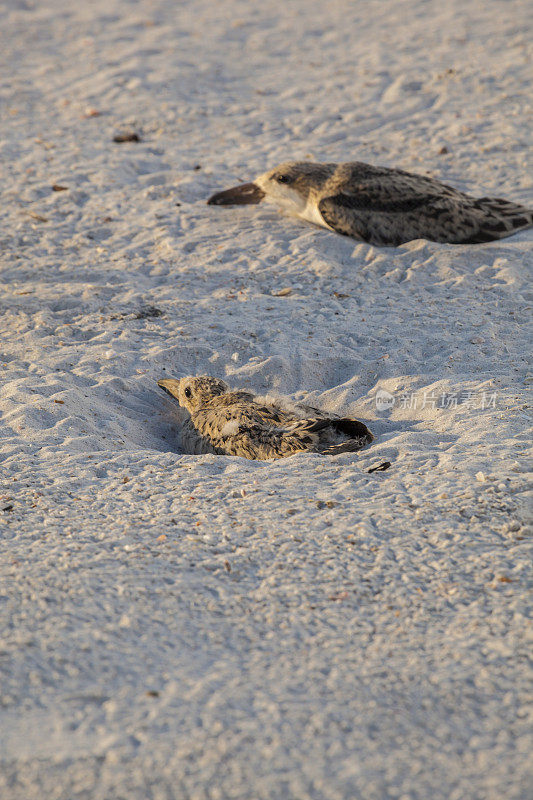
[{"x1": 158, "y1": 376, "x2": 373, "y2": 460}]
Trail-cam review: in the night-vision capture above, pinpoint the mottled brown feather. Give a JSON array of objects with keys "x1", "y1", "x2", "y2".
[{"x1": 158, "y1": 376, "x2": 373, "y2": 460}]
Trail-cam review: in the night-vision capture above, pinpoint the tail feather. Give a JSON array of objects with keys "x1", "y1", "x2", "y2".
[
  {"x1": 319, "y1": 418, "x2": 374, "y2": 454},
  {"x1": 459, "y1": 196, "x2": 533, "y2": 244},
  {"x1": 264, "y1": 416, "x2": 373, "y2": 456},
  {"x1": 333, "y1": 418, "x2": 374, "y2": 443}
]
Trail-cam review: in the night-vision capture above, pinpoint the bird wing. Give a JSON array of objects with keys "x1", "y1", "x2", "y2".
[
  {"x1": 204, "y1": 412, "x2": 331, "y2": 460},
  {"x1": 225, "y1": 417, "x2": 374, "y2": 460},
  {"x1": 317, "y1": 193, "x2": 444, "y2": 245},
  {"x1": 316, "y1": 168, "x2": 457, "y2": 244},
  {"x1": 231, "y1": 417, "x2": 334, "y2": 459},
  {"x1": 318, "y1": 165, "x2": 533, "y2": 245}
]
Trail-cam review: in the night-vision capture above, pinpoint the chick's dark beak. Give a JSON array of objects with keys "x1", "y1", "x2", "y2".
[
  {"x1": 157, "y1": 379, "x2": 181, "y2": 400},
  {"x1": 207, "y1": 182, "x2": 265, "y2": 205}
]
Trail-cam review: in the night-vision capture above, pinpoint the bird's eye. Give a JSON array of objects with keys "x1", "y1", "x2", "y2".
[
  {"x1": 184, "y1": 387, "x2": 192, "y2": 398},
  {"x1": 276, "y1": 174, "x2": 292, "y2": 184}
]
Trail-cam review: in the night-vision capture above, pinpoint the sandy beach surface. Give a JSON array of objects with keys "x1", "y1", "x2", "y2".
[{"x1": 1, "y1": 1, "x2": 532, "y2": 798}]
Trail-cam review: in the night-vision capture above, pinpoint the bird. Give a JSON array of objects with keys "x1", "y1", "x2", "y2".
[
  {"x1": 207, "y1": 160, "x2": 533, "y2": 246},
  {"x1": 157, "y1": 375, "x2": 373, "y2": 460}
]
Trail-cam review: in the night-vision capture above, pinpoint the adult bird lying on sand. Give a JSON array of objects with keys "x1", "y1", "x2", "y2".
[
  {"x1": 158, "y1": 376, "x2": 373, "y2": 460},
  {"x1": 207, "y1": 160, "x2": 533, "y2": 246}
]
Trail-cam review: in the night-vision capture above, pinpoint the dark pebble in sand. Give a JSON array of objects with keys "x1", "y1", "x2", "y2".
[
  {"x1": 113, "y1": 132, "x2": 141, "y2": 143},
  {"x1": 135, "y1": 306, "x2": 164, "y2": 319}
]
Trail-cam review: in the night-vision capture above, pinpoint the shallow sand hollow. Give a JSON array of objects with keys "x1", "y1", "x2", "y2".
[{"x1": 0, "y1": 1, "x2": 532, "y2": 798}]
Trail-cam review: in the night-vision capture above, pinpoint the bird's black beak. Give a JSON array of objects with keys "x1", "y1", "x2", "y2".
[{"x1": 207, "y1": 182, "x2": 265, "y2": 205}]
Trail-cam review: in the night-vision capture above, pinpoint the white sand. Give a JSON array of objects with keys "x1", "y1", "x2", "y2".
[{"x1": 1, "y1": 1, "x2": 532, "y2": 797}]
